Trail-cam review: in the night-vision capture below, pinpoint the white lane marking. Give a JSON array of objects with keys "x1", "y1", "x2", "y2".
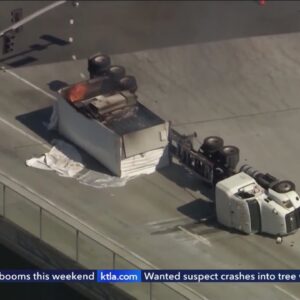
[
  {"x1": 178, "y1": 225, "x2": 212, "y2": 247},
  {"x1": 0, "y1": 1, "x2": 67, "y2": 38},
  {"x1": 0, "y1": 67, "x2": 58, "y2": 149},
  {"x1": 198, "y1": 293, "x2": 210, "y2": 300},
  {"x1": 0, "y1": 116, "x2": 50, "y2": 150},
  {"x1": 147, "y1": 216, "x2": 189, "y2": 226},
  {"x1": 274, "y1": 285, "x2": 300, "y2": 300},
  {"x1": 3, "y1": 68, "x2": 57, "y2": 101}
]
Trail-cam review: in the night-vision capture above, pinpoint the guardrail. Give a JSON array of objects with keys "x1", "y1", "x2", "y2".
[{"x1": 0, "y1": 172, "x2": 203, "y2": 300}]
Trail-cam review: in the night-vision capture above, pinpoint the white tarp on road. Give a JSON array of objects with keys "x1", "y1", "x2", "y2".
[
  {"x1": 26, "y1": 139, "x2": 137, "y2": 188},
  {"x1": 26, "y1": 139, "x2": 85, "y2": 177}
]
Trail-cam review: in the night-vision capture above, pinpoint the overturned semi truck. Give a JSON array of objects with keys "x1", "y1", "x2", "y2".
[
  {"x1": 170, "y1": 132, "x2": 300, "y2": 236},
  {"x1": 56, "y1": 53, "x2": 300, "y2": 237}
]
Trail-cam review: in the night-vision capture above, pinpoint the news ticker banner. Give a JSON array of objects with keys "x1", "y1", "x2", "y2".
[{"x1": 0, "y1": 270, "x2": 300, "y2": 283}]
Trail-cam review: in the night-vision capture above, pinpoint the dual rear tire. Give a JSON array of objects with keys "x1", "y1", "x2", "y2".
[
  {"x1": 200, "y1": 136, "x2": 239, "y2": 170},
  {"x1": 88, "y1": 54, "x2": 138, "y2": 93}
]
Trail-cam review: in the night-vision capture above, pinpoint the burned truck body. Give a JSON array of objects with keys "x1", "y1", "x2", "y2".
[{"x1": 57, "y1": 74, "x2": 169, "y2": 177}]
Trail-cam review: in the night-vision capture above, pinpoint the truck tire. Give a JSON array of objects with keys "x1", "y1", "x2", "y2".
[
  {"x1": 108, "y1": 65, "x2": 126, "y2": 82},
  {"x1": 119, "y1": 75, "x2": 138, "y2": 93},
  {"x1": 219, "y1": 145, "x2": 239, "y2": 170},
  {"x1": 271, "y1": 180, "x2": 295, "y2": 193},
  {"x1": 88, "y1": 54, "x2": 111, "y2": 78},
  {"x1": 240, "y1": 165, "x2": 260, "y2": 178},
  {"x1": 200, "y1": 136, "x2": 224, "y2": 154}
]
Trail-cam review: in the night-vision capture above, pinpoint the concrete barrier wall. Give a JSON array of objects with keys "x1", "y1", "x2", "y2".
[{"x1": 0, "y1": 172, "x2": 202, "y2": 300}]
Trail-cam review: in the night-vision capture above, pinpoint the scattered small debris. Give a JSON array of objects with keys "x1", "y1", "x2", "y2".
[{"x1": 276, "y1": 236, "x2": 283, "y2": 244}]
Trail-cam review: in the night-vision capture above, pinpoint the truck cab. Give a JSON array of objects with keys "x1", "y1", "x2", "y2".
[
  {"x1": 216, "y1": 172, "x2": 300, "y2": 236},
  {"x1": 216, "y1": 172, "x2": 262, "y2": 234}
]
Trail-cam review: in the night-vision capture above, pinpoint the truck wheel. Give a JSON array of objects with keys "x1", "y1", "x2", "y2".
[
  {"x1": 119, "y1": 75, "x2": 138, "y2": 93},
  {"x1": 88, "y1": 54, "x2": 111, "y2": 78},
  {"x1": 200, "y1": 136, "x2": 224, "y2": 154},
  {"x1": 219, "y1": 145, "x2": 239, "y2": 170},
  {"x1": 271, "y1": 180, "x2": 295, "y2": 193},
  {"x1": 108, "y1": 65, "x2": 126, "y2": 82}
]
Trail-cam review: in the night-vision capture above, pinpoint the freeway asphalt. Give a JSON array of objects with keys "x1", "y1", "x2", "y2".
[{"x1": 1, "y1": 1, "x2": 300, "y2": 299}]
